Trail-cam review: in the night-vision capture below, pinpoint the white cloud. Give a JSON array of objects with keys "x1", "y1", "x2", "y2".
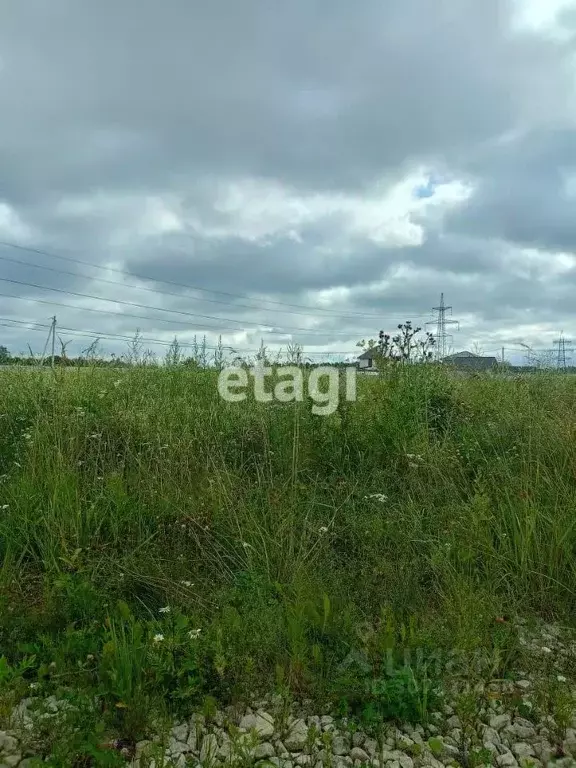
[
  {"x1": 312, "y1": 286, "x2": 352, "y2": 307},
  {"x1": 0, "y1": 202, "x2": 31, "y2": 240},
  {"x1": 55, "y1": 193, "x2": 184, "y2": 246},
  {"x1": 506, "y1": 246, "x2": 576, "y2": 278},
  {"x1": 512, "y1": 0, "x2": 576, "y2": 38},
  {"x1": 185, "y1": 171, "x2": 472, "y2": 248}
]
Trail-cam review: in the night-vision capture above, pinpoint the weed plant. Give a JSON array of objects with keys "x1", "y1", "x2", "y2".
[{"x1": 0, "y1": 364, "x2": 574, "y2": 757}]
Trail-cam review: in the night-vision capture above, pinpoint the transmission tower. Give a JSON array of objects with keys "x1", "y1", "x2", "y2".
[
  {"x1": 428, "y1": 293, "x2": 459, "y2": 361},
  {"x1": 554, "y1": 333, "x2": 574, "y2": 369}
]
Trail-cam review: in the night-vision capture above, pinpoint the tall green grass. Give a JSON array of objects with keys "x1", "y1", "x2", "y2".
[{"x1": 0, "y1": 364, "x2": 574, "y2": 740}]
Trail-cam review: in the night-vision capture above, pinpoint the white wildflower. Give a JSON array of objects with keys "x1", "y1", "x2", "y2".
[
  {"x1": 159, "y1": 606, "x2": 171, "y2": 614},
  {"x1": 29, "y1": 682, "x2": 38, "y2": 690},
  {"x1": 319, "y1": 526, "x2": 329, "y2": 534},
  {"x1": 181, "y1": 581, "x2": 193, "y2": 587},
  {"x1": 188, "y1": 629, "x2": 201, "y2": 640},
  {"x1": 364, "y1": 493, "x2": 388, "y2": 503},
  {"x1": 557, "y1": 675, "x2": 567, "y2": 682},
  {"x1": 405, "y1": 453, "x2": 423, "y2": 461},
  {"x1": 86, "y1": 654, "x2": 95, "y2": 661},
  {"x1": 541, "y1": 646, "x2": 552, "y2": 654},
  {"x1": 153, "y1": 634, "x2": 164, "y2": 643}
]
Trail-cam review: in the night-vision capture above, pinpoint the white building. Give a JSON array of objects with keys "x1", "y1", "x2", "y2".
[{"x1": 357, "y1": 349, "x2": 379, "y2": 372}]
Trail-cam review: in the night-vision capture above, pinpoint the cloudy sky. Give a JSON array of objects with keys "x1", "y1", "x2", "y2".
[{"x1": 1, "y1": 0, "x2": 576, "y2": 363}]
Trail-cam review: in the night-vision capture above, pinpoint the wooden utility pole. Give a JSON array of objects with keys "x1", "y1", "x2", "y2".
[
  {"x1": 50, "y1": 316, "x2": 56, "y2": 369},
  {"x1": 39, "y1": 316, "x2": 57, "y2": 367}
]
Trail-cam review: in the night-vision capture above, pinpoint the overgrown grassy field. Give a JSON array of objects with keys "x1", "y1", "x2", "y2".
[{"x1": 0, "y1": 365, "x2": 575, "y2": 756}]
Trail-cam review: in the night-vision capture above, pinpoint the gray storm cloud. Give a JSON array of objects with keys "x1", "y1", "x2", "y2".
[{"x1": 0, "y1": 0, "x2": 575, "y2": 360}]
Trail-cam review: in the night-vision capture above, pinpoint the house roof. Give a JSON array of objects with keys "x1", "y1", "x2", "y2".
[
  {"x1": 443, "y1": 350, "x2": 479, "y2": 359},
  {"x1": 356, "y1": 349, "x2": 498, "y2": 369},
  {"x1": 443, "y1": 352, "x2": 498, "y2": 370}
]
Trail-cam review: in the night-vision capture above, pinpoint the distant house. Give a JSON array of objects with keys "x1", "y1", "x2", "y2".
[
  {"x1": 442, "y1": 351, "x2": 498, "y2": 371},
  {"x1": 357, "y1": 349, "x2": 379, "y2": 371},
  {"x1": 357, "y1": 349, "x2": 499, "y2": 372}
]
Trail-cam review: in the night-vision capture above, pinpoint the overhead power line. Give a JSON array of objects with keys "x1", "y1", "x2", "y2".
[
  {"x1": 0, "y1": 318, "x2": 242, "y2": 352},
  {"x1": 0, "y1": 251, "x2": 429, "y2": 323},
  {"x1": 0, "y1": 277, "x2": 375, "y2": 337},
  {"x1": 0, "y1": 292, "x2": 255, "y2": 334},
  {"x1": 0, "y1": 316, "x2": 360, "y2": 356},
  {"x1": 0, "y1": 239, "x2": 432, "y2": 321}
]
